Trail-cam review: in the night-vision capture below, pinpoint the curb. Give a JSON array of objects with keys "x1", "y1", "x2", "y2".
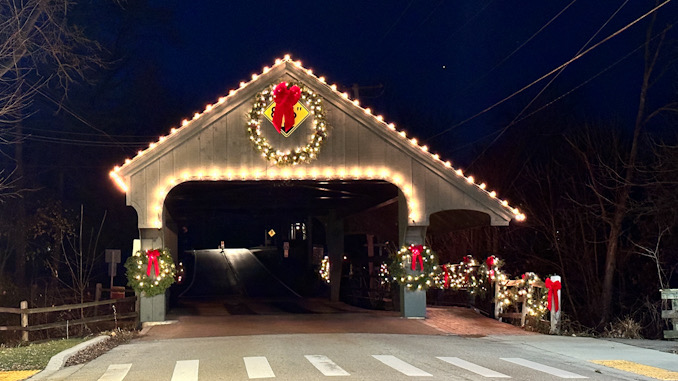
[
  {"x1": 28, "y1": 335, "x2": 110, "y2": 380},
  {"x1": 140, "y1": 320, "x2": 178, "y2": 336}
]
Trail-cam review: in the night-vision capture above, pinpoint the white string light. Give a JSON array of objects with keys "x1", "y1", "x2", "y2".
[{"x1": 110, "y1": 54, "x2": 525, "y2": 223}]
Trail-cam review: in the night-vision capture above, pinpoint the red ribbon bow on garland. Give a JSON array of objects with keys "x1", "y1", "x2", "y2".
[
  {"x1": 545, "y1": 278, "x2": 561, "y2": 312},
  {"x1": 409, "y1": 245, "x2": 425, "y2": 271},
  {"x1": 442, "y1": 264, "x2": 450, "y2": 288},
  {"x1": 272, "y1": 82, "x2": 301, "y2": 134},
  {"x1": 146, "y1": 249, "x2": 160, "y2": 277},
  {"x1": 486, "y1": 256, "x2": 496, "y2": 280}
]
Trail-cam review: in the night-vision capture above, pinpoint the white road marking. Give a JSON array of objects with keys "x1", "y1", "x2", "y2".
[
  {"x1": 437, "y1": 357, "x2": 511, "y2": 378},
  {"x1": 372, "y1": 355, "x2": 433, "y2": 377},
  {"x1": 244, "y1": 356, "x2": 276, "y2": 379},
  {"x1": 97, "y1": 363, "x2": 132, "y2": 381},
  {"x1": 171, "y1": 360, "x2": 199, "y2": 381},
  {"x1": 305, "y1": 355, "x2": 350, "y2": 376},
  {"x1": 501, "y1": 358, "x2": 588, "y2": 379}
]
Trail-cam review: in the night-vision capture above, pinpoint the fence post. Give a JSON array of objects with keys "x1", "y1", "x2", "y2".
[
  {"x1": 20, "y1": 301, "x2": 28, "y2": 342},
  {"x1": 94, "y1": 283, "x2": 102, "y2": 315},
  {"x1": 520, "y1": 295, "x2": 527, "y2": 327},
  {"x1": 549, "y1": 275, "x2": 561, "y2": 334},
  {"x1": 494, "y1": 280, "x2": 502, "y2": 321}
]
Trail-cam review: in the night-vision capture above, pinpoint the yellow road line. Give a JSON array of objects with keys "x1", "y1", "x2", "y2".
[
  {"x1": 0, "y1": 370, "x2": 40, "y2": 381},
  {"x1": 592, "y1": 360, "x2": 678, "y2": 380}
]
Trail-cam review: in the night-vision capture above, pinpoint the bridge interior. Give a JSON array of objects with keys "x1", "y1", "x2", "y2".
[{"x1": 165, "y1": 180, "x2": 401, "y2": 315}]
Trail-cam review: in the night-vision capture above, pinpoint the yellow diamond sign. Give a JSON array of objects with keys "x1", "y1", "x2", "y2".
[{"x1": 263, "y1": 101, "x2": 310, "y2": 137}]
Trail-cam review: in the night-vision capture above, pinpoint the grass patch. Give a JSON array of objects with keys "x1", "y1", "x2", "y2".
[{"x1": 0, "y1": 338, "x2": 87, "y2": 371}]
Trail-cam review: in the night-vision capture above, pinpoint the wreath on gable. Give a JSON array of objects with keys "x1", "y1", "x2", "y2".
[
  {"x1": 246, "y1": 81, "x2": 327, "y2": 166},
  {"x1": 387, "y1": 245, "x2": 439, "y2": 291},
  {"x1": 124, "y1": 248, "x2": 176, "y2": 297}
]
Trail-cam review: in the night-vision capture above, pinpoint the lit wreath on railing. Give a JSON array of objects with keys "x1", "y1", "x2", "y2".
[
  {"x1": 124, "y1": 248, "x2": 176, "y2": 297},
  {"x1": 388, "y1": 245, "x2": 439, "y2": 291},
  {"x1": 246, "y1": 82, "x2": 327, "y2": 166}
]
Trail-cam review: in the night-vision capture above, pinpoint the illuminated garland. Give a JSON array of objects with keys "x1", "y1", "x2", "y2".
[
  {"x1": 124, "y1": 248, "x2": 176, "y2": 297},
  {"x1": 319, "y1": 256, "x2": 331, "y2": 284},
  {"x1": 430, "y1": 255, "x2": 470, "y2": 291},
  {"x1": 247, "y1": 82, "x2": 327, "y2": 165},
  {"x1": 378, "y1": 252, "x2": 551, "y2": 321},
  {"x1": 495, "y1": 272, "x2": 548, "y2": 319},
  {"x1": 387, "y1": 245, "x2": 439, "y2": 291}
]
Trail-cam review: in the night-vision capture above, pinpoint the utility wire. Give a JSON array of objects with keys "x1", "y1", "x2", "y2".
[
  {"x1": 426, "y1": 0, "x2": 674, "y2": 142},
  {"x1": 36, "y1": 88, "x2": 127, "y2": 149},
  {"x1": 455, "y1": 0, "x2": 577, "y2": 99},
  {"x1": 5, "y1": 131, "x2": 147, "y2": 147},
  {"x1": 378, "y1": 0, "x2": 416, "y2": 45},
  {"x1": 447, "y1": 25, "x2": 666, "y2": 157},
  {"x1": 511, "y1": 29, "x2": 668, "y2": 127},
  {"x1": 21, "y1": 125, "x2": 157, "y2": 139},
  {"x1": 467, "y1": 0, "x2": 630, "y2": 168}
]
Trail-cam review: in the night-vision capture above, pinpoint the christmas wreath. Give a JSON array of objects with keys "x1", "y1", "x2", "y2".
[
  {"x1": 124, "y1": 248, "x2": 176, "y2": 297},
  {"x1": 246, "y1": 81, "x2": 327, "y2": 166},
  {"x1": 387, "y1": 245, "x2": 439, "y2": 291}
]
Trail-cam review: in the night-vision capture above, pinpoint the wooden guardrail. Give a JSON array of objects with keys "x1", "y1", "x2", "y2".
[
  {"x1": 0, "y1": 287, "x2": 138, "y2": 342},
  {"x1": 661, "y1": 289, "x2": 678, "y2": 340},
  {"x1": 494, "y1": 275, "x2": 561, "y2": 334}
]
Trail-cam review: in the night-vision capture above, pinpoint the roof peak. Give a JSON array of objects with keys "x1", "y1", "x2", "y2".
[{"x1": 109, "y1": 53, "x2": 525, "y2": 222}]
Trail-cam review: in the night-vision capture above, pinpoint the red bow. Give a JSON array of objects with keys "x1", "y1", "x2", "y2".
[
  {"x1": 146, "y1": 249, "x2": 160, "y2": 277},
  {"x1": 486, "y1": 256, "x2": 496, "y2": 280},
  {"x1": 409, "y1": 245, "x2": 425, "y2": 271},
  {"x1": 545, "y1": 278, "x2": 561, "y2": 312},
  {"x1": 442, "y1": 264, "x2": 450, "y2": 288},
  {"x1": 272, "y1": 82, "x2": 301, "y2": 134}
]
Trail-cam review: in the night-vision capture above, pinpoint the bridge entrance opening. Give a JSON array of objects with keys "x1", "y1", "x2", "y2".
[{"x1": 164, "y1": 180, "x2": 400, "y2": 316}]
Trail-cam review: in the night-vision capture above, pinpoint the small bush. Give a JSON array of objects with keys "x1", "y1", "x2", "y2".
[{"x1": 602, "y1": 315, "x2": 643, "y2": 339}]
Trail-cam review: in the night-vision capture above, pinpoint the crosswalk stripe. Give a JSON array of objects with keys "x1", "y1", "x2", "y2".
[
  {"x1": 97, "y1": 363, "x2": 132, "y2": 381},
  {"x1": 501, "y1": 358, "x2": 588, "y2": 379},
  {"x1": 305, "y1": 355, "x2": 350, "y2": 376},
  {"x1": 244, "y1": 356, "x2": 276, "y2": 379},
  {"x1": 372, "y1": 355, "x2": 432, "y2": 377},
  {"x1": 171, "y1": 360, "x2": 199, "y2": 381},
  {"x1": 437, "y1": 357, "x2": 511, "y2": 378}
]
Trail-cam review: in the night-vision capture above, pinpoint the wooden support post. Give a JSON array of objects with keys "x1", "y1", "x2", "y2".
[
  {"x1": 494, "y1": 280, "x2": 502, "y2": 321},
  {"x1": 549, "y1": 275, "x2": 562, "y2": 335},
  {"x1": 520, "y1": 295, "x2": 527, "y2": 327},
  {"x1": 20, "y1": 301, "x2": 28, "y2": 342}
]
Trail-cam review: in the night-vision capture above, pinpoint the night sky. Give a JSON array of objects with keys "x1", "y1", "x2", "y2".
[
  {"x1": 126, "y1": 0, "x2": 678, "y2": 162},
  {"x1": 11, "y1": 0, "x2": 678, "y2": 247}
]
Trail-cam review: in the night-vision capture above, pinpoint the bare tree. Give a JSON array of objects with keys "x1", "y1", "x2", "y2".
[
  {"x1": 1, "y1": 0, "x2": 105, "y2": 284},
  {"x1": 597, "y1": 14, "x2": 678, "y2": 324},
  {"x1": 0, "y1": 0, "x2": 103, "y2": 122},
  {"x1": 49, "y1": 205, "x2": 106, "y2": 306},
  {"x1": 0, "y1": 0, "x2": 104, "y2": 198}
]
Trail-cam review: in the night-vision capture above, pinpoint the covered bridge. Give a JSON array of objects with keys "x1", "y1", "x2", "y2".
[{"x1": 109, "y1": 55, "x2": 524, "y2": 319}]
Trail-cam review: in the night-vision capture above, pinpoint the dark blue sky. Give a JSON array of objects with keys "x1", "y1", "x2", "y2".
[{"x1": 119, "y1": 0, "x2": 675, "y2": 167}]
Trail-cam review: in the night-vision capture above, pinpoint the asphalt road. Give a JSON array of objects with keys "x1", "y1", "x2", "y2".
[
  {"x1": 179, "y1": 249, "x2": 299, "y2": 299},
  {"x1": 32, "y1": 333, "x2": 678, "y2": 380}
]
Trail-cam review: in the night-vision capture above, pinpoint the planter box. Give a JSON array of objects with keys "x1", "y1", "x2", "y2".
[
  {"x1": 400, "y1": 287, "x2": 426, "y2": 318},
  {"x1": 138, "y1": 292, "x2": 167, "y2": 322}
]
